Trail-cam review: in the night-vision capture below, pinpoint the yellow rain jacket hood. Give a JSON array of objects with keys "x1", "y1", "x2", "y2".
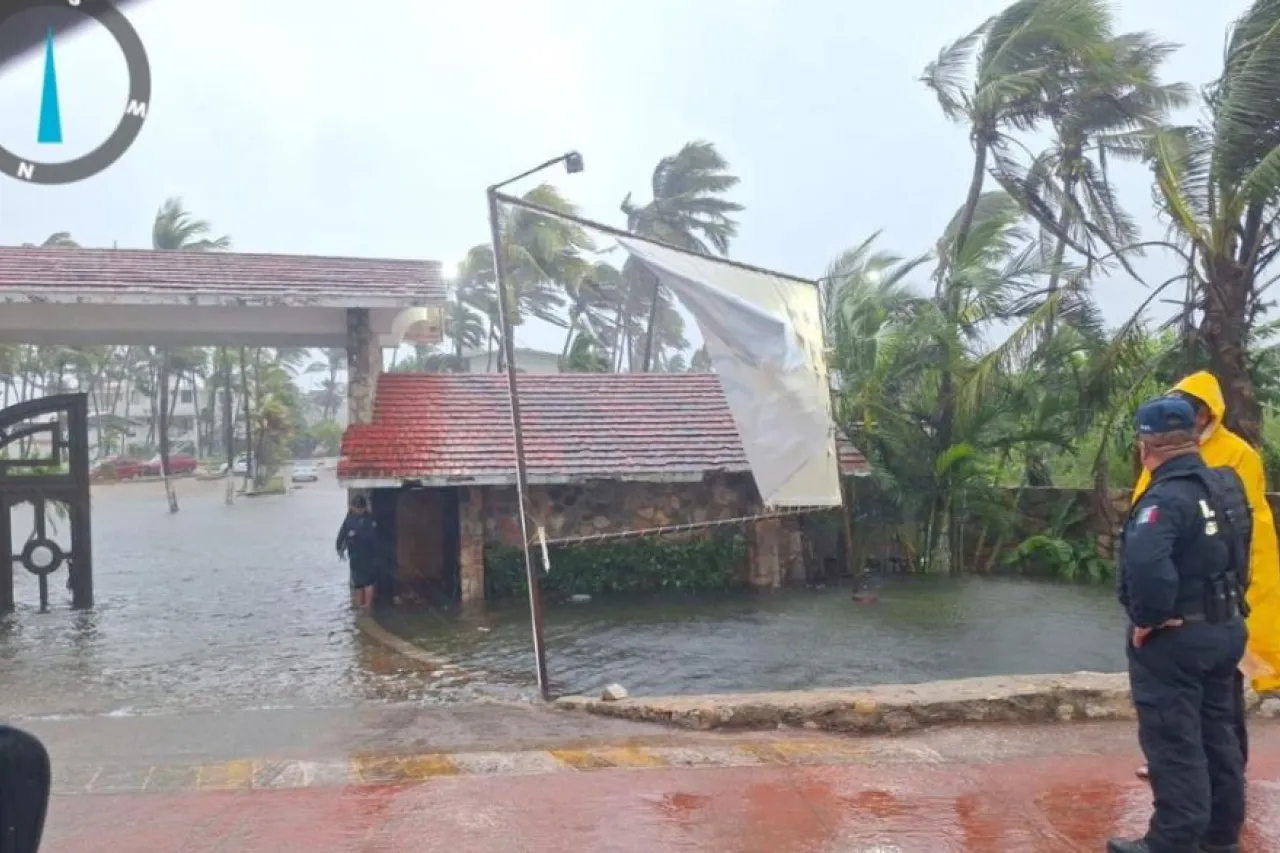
[{"x1": 1133, "y1": 371, "x2": 1280, "y2": 692}]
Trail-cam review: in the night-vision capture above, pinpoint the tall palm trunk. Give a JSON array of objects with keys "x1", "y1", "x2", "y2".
[
  {"x1": 157, "y1": 348, "x2": 179, "y2": 513},
  {"x1": 252, "y1": 347, "x2": 264, "y2": 486},
  {"x1": 239, "y1": 346, "x2": 253, "y2": 489},
  {"x1": 221, "y1": 348, "x2": 235, "y2": 505},
  {"x1": 931, "y1": 136, "x2": 989, "y2": 572},
  {"x1": 325, "y1": 361, "x2": 338, "y2": 421},
  {"x1": 1201, "y1": 259, "x2": 1260, "y2": 444},
  {"x1": 639, "y1": 266, "x2": 662, "y2": 372},
  {"x1": 1043, "y1": 164, "x2": 1080, "y2": 344}
]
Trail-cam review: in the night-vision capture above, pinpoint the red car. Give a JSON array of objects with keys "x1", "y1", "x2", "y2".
[
  {"x1": 139, "y1": 454, "x2": 199, "y2": 477},
  {"x1": 91, "y1": 457, "x2": 145, "y2": 480}
]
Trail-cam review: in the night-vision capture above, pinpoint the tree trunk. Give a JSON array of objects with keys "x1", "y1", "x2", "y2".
[
  {"x1": 1200, "y1": 259, "x2": 1260, "y2": 444},
  {"x1": 561, "y1": 316, "x2": 577, "y2": 361},
  {"x1": 932, "y1": 137, "x2": 989, "y2": 571},
  {"x1": 239, "y1": 346, "x2": 253, "y2": 489},
  {"x1": 157, "y1": 349, "x2": 179, "y2": 513},
  {"x1": 221, "y1": 348, "x2": 235, "y2": 505},
  {"x1": 640, "y1": 266, "x2": 662, "y2": 372},
  {"x1": 252, "y1": 347, "x2": 264, "y2": 486},
  {"x1": 325, "y1": 362, "x2": 337, "y2": 421},
  {"x1": 1043, "y1": 168, "x2": 1078, "y2": 344}
]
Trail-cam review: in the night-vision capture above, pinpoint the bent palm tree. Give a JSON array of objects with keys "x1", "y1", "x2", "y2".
[
  {"x1": 1146, "y1": 0, "x2": 1280, "y2": 443},
  {"x1": 994, "y1": 29, "x2": 1190, "y2": 342},
  {"x1": 150, "y1": 197, "x2": 231, "y2": 512},
  {"x1": 622, "y1": 140, "x2": 743, "y2": 371}
]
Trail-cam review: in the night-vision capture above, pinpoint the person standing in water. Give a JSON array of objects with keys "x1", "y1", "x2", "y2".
[
  {"x1": 1130, "y1": 371, "x2": 1280, "y2": 783},
  {"x1": 336, "y1": 495, "x2": 380, "y2": 610}
]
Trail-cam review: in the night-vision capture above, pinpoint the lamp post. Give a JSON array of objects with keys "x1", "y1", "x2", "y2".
[{"x1": 487, "y1": 151, "x2": 584, "y2": 700}]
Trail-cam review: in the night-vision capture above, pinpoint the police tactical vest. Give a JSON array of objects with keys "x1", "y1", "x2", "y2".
[{"x1": 1150, "y1": 464, "x2": 1253, "y2": 618}]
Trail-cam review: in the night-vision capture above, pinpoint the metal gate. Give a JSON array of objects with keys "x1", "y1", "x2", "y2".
[{"x1": 0, "y1": 394, "x2": 93, "y2": 613}]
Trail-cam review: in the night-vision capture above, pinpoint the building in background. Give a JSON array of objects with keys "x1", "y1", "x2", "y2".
[{"x1": 458, "y1": 348, "x2": 562, "y2": 375}]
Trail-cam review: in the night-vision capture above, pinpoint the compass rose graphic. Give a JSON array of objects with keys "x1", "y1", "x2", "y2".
[{"x1": 0, "y1": 0, "x2": 150, "y2": 185}]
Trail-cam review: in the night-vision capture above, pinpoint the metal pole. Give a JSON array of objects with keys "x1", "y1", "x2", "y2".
[{"x1": 488, "y1": 186, "x2": 551, "y2": 699}]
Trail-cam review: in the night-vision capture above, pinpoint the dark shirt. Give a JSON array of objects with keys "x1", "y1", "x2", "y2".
[
  {"x1": 1118, "y1": 454, "x2": 1243, "y2": 628},
  {"x1": 336, "y1": 511, "x2": 379, "y2": 561}
]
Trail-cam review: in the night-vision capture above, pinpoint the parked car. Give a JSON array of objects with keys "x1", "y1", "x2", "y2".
[
  {"x1": 291, "y1": 462, "x2": 319, "y2": 483},
  {"x1": 91, "y1": 457, "x2": 145, "y2": 480},
  {"x1": 229, "y1": 457, "x2": 250, "y2": 476},
  {"x1": 139, "y1": 454, "x2": 199, "y2": 477}
]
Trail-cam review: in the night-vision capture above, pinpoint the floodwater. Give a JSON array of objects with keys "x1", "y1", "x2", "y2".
[
  {"x1": 1, "y1": 474, "x2": 1127, "y2": 718},
  {"x1": 0, "y1": 473, "x2": 488, "y2": 720},
  {"x1": 383, "y1": 576, "x2": 1128, "y2": 699}
]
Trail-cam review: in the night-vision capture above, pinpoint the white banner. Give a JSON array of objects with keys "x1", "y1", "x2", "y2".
[{"x1": 617, "y1": 237, "x2": 841, "y2": 508}]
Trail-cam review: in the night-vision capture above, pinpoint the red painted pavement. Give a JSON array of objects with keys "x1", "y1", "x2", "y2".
[{"x1": 42, "y1": 748, "x2": 1280, "y2": 852}]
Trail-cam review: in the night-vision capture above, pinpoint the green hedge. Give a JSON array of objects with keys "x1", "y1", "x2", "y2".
[{"x1": 485, "y1": 534, "x2": 747, "y2": 600}]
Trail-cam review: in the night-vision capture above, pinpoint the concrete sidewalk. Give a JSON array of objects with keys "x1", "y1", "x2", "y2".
[{"x1": 35, "y1": 712, "x2": 1280, "y2": 851}]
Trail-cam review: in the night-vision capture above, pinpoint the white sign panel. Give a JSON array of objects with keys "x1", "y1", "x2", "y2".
[{"x1": 617, "y1": 237, "x2": 841, "y2": 507}]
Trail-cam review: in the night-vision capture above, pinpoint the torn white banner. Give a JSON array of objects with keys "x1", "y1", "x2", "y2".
[{"x1": 617, "y1": 237, "x2": 841, "y2": 507}]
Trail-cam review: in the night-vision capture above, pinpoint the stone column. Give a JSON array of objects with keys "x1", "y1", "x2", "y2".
[
  {"x1": 346, "y1": 308, "x2": 381, "y2": 426},
  {"x1": 459, "y1": 487, "x2": 486, "y2": 604},
  {"x1": 747, "y1": 516, "x2": 783, "y2": 589},
  {"x1": 781, "y1": 517, "x2": 807, "y2": 584}
]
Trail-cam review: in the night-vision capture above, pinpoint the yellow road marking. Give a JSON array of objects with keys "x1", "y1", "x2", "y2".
[
  {"x1": 66, "y1": 738, "x2": 879, "y2": 796},
  {"x1": 351, "y1": 753, "x2": 460, "y2": 783},
  {"x1": 549, "y1": 746, "x2": 667, "y2": 770},
  {"x1": 398, "y1": 754, "x2": 460, "y2": 780},
  {"x1": 197, "y1": 760, "x2": 254, "y2": 792}
]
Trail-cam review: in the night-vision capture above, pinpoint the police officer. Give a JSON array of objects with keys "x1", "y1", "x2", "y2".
[
  {"x1": 1108, "y1": 396, "x2": 1251, "y2": 853},
  {"x1": 336, "y1": 495, "x2": 381, "y2": 611}
]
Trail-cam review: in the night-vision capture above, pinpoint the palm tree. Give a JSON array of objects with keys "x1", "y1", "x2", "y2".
[
  {"x1": 922, "y1": 0, "x2": 1112, "y2": 494},
  {"x1": 1144, "y1": 0, "x2": 1280, "y2": 443},
  {"x1": 994, "y1": 29, "x2": 1190, "y2": 342},
  {"x1": 622, "y1": 141, "x2": 743, "y2": 371},
  {"x1": 305, "y1": 348, "x2": 348, "y2": 420},
  {"x1": 561, "y1": 262, "x2": 622, "y2": 363},
  {"x1": 460, "y1": 184, "x2": 592, "y2": 370},
  {"x1": 150, "y1": 197, "x2": 231, "y2": 512},
  {"x1": 22, "y1": 232, "x2": 78, "y2": 248}
]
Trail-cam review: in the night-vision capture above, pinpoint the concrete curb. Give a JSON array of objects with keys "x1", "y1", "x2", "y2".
[
  {"x1": 557, "y1": 672, "x2": 1146, "y2": 734},
  {"x1": 556, "y1": 672, "x2": 1280, "y2": 734},
  {"x1": 354, "y1": 616, "x2": 454, "y2": 672}
]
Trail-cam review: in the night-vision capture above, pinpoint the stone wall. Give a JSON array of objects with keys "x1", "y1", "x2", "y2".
[{"x1": 456, "y1": 473, "x2": 809, "y2": 603}]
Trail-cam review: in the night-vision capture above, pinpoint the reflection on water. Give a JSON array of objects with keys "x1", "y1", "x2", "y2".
[
  {"x1": 382, "y1": 575, "x2": 1127, "y2": 699},
  {"x1": 0, "y1": 475, "x2": 1128, "y2": 717}
]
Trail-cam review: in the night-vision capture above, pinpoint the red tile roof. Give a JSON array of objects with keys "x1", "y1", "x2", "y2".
[
  {"x1": 0, "y1": 247, "x2": 444, "y2": 305},
  {"x1": 338, "y1": 372, "x2": 868, "y2": 486}
]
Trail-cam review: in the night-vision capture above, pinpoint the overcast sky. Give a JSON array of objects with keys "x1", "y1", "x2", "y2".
[{"x1": 0, "y1": 0, "x2": 1249, "y2": 357}]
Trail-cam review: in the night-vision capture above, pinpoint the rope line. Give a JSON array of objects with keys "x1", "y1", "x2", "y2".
[{"x1": 531, "y1": 505, "x2": 838, "y2": 549}]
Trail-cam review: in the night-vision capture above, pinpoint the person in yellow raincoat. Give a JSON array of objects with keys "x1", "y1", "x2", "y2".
[{"x1": 1131, "y1": 371, "x2": 1280, "y2": 781}]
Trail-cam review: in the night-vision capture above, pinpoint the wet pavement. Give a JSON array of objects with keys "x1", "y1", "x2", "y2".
[{"x1": 38, "y1": 720, "x2": 1280, "y2": 851}]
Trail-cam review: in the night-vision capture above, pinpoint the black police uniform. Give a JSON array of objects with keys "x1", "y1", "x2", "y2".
[
  {"x1": 336, "y1": 511, "x2": 382, "y2": 590},
  {"x1": 1113, "y1": 452, "x2": 1252, "y2": 853}
]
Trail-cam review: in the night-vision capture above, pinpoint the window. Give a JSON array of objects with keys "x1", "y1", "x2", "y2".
[{"x1": 179, "y1": 390, "x2": 193, "y2": 404}]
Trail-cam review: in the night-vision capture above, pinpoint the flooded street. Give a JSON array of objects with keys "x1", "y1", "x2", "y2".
[
  {"x1": 1, "y1": 472, "x2": 483, "y2": 720},
  {"x1": 2, "y1": 475, "x2": 1126, "y2": 719}
]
